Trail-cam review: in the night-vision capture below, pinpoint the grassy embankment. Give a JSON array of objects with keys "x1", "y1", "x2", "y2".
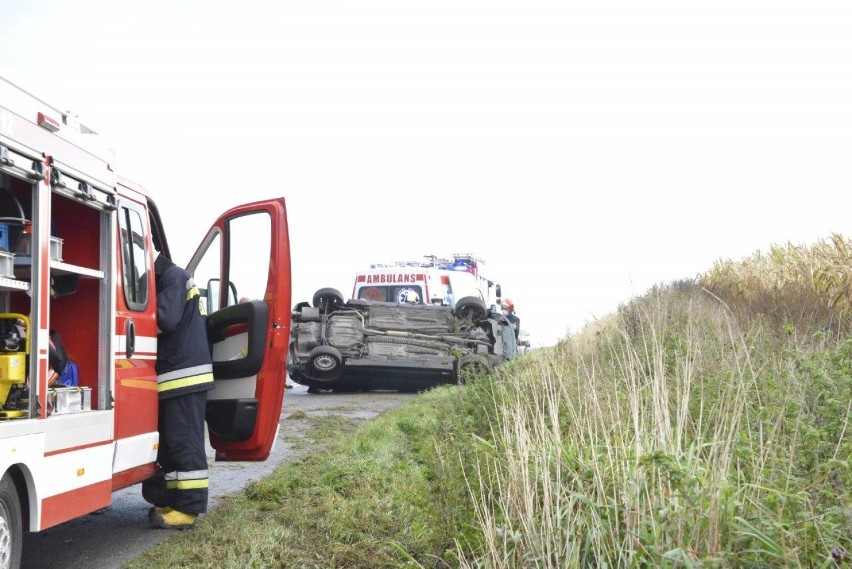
[{"x1": 129, "y1": 234, "x2": 851, "y2": 568}]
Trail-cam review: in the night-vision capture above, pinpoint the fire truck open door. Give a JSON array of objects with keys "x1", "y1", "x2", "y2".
[{"x1": 185, "y1": 198, "x2": 291, "y2": 461}]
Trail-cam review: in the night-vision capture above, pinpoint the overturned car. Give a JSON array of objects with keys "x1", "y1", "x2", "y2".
[{"x1": 288, "y1": 288, "x2": 518, "y2": 393}]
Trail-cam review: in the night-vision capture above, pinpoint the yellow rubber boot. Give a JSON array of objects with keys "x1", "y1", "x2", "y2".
[
  {"x1": 147, "y1": 506, "x2": 172, "y2": 519},
  {"x1": 148, "y1": 506, "x2": 197, "y2": 529}
]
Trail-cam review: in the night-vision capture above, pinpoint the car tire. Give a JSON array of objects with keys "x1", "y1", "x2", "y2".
[
  {"x1": 454, "y1": 296, "x2": 487, "y2": 322},
  {"x1": 312, "y1": 288, "x2": 345, "y2": 313},
  {"x1": 456, "y1": 353, "x2": 493, "y2": 384},
  {"x1": 306, "y1": 346, "x2": 344, "y2": 381}
]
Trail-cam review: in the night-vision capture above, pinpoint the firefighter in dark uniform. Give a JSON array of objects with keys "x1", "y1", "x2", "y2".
[{"x1": 146, "y1": 253, "x2": 214, "y2": 530}]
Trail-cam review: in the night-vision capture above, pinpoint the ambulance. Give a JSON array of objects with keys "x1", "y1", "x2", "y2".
[
  {"x1": 352, "y1": 253, "x2": 502, "y2": 309},
  {"x1": 0, "y1": 75, "x2": 291, "y2": 568}
]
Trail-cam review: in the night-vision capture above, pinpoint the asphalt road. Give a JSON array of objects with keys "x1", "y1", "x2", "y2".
[{"x1": 21, "y1": 384, "x2": 418, "y2": 569}]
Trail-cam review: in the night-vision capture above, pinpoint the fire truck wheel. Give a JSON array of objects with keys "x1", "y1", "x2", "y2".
[
  {"x1": 0, "y1": 473, "x2": 22, "y2": 569},
  {"x1": 456, "y1": 354, "x2": 492, "y2": 384},
  {"x1": 454, "y1": 296, "x2": 487, "y2": 322},
  {"x1": 312, "y1": 288, "x2": 345, "y2": 313},
  {"x1": 306, "y1": 346, "x2": 344, "y2": 381}
]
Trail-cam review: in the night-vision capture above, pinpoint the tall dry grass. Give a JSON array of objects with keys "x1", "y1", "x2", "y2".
[
  {"x1": 453, "y1": 280, "x2": 850, "y2": 567},
  {"x1": 700, "y1": 233, "x2": 852, "y2": 336}
]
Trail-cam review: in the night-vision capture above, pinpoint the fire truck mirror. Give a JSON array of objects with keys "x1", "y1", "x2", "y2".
[
  {"x1": 205, "y1": 279, "x2": 220, "y2": 312},
  {"x1": 204, "y1": 278, "x2": 239, "y2": 313}
]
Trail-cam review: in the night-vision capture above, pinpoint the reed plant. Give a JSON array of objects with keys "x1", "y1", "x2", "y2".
[
  {"x1": 700, "y1": 233, "x2": 851, "y2": 336},
  {"x1": 452, "y1": 278, "x2": 850, "y2": 567}
]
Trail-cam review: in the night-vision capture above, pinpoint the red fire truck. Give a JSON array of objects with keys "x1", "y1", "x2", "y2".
[{"x1": 0, "y1": 75, "x2": 291, "y2": 567}]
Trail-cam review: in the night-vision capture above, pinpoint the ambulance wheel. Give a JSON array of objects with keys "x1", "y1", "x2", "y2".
[
  {"x1": 454, "y1": 296, "x2": 487, "y2": 322},
  {"x1": 306, "y1": 346, "x2": 343, "y2": 381},
  {"x1": 0, "y1": 473, "x2": 22, "y2": 569},
  {"x1": 456, "y1": 354, "x2": 493, "y2": 384},
  {"x1": 312, "y1": 288, "x2": 345, "y2": 313}
]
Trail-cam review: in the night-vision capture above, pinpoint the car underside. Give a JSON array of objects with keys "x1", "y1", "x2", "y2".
[{"x1": 287, "y1": 288, "x2": 517, "y2": 393}]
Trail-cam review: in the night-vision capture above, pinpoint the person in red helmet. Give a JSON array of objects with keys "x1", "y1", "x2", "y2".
[{"x1": 500, "y1": 298, "x2": 521, "y2": 339}]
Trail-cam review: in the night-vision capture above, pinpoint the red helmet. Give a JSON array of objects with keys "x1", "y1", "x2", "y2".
[{"x1": 501, "y1": 298, "x2": 514, "y2": 311}]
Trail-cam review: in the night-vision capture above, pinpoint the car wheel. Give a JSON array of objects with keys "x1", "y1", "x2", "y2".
[
  {"x1": 454, "y1": 296, "x2": 487, "y2": 322},
  {"x1": 0, "y1": 473, "x2": 22, "y2": 569},
  {"x1": 306, "y1": 346, "x2": 343, "y2": 381},
  {"x1": 456, "y1": 353, "x2": 493, "y2": 384},
  {"x1": 312, "y1": 288, "x2": 345, "y2": 313}
]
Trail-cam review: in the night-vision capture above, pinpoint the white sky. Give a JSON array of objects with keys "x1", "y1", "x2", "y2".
[{"x1": 1, "y1": 0, "x2": 850, "y2": 347}]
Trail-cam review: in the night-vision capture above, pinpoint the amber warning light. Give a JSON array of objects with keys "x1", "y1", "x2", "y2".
[{"x1": 37, "y1": 112, "x2": 61, "y2": 132}]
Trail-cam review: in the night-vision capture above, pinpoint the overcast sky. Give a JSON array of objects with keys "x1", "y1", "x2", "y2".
[{"x1": 1, "y1": 0, "x2": 850, "y2": 347}]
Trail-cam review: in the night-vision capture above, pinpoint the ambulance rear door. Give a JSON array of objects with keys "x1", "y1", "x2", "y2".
[{"x1": 185, "y1": 198, "x2": 291, "y2": 461}]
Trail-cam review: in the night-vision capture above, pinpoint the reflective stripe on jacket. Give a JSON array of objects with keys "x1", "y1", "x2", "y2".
[{"x1": 157, "y1": 363, "x2": 214, "y2": 394}]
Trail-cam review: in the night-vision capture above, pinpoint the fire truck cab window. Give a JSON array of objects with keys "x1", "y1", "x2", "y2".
[
  {"x1": 226, "y1": 212, "x2": 271, "y2": 304},
  {"x1": 119, "y1": 205, "x2": 149, "y2": 310},
  {"x1": 193, "y1": 232, "x2": 222, "y2": 314},
  {"x1": 191, "y1": 211, "x2": 271, "y2": 312}
]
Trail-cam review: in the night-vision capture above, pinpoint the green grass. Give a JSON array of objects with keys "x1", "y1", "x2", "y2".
[
  {"x1": 127, "y1": 397, "x2": 470, "y2": 568},
  {"x1": 127, "y1": 251, "x2": 851, "y2": 568}
]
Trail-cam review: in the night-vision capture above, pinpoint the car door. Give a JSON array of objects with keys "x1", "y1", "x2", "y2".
[{"x1": 186, "y1": 198, "x2": 291, "y2": 461}]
